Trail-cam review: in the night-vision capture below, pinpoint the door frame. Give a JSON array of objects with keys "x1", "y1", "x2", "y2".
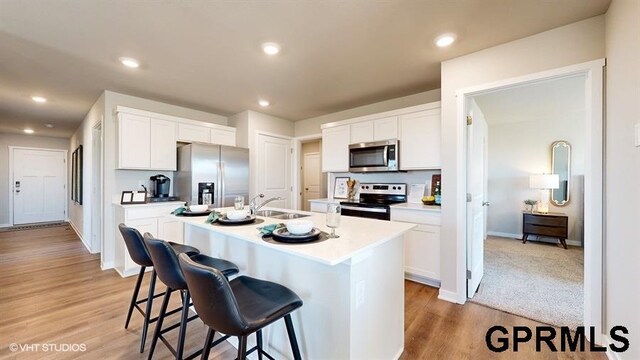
[
  {"x1": 292, "y1": 133, "x2": 322, "y2": 210},
  {"x1": 8, "y1": 146, "x2": 69, "y2": 226},
  {"x1": 455, "y1": 59, "x2": 604, "y2": 340},
  {"x1": 92, "y1": 121, "x2": 103, "y2": 254}
]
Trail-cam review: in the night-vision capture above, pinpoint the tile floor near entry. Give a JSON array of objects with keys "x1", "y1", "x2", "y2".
[{"x1": 0, "y1": 225, "x2": 603, "y2": 359}]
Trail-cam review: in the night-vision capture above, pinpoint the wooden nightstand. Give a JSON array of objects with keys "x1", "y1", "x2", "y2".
[{"x1": 522, "y1": 212, "x2": 569, "y2": 249}]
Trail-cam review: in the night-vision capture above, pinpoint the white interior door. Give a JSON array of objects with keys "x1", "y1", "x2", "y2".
[
  {"x1": 466, "y1": 105, "x2": 489, "y2": 298},
  {"x1": 13, "y1": 148, "x2": 67, "y2": 225},
  {"x1": 302, "y1": 152, "x2": 321, "y2": 211},
  {"x1": 255, "y1": 133, "x2": 291, "y2": 209}
]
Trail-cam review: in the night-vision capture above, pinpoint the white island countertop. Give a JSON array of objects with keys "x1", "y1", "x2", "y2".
[{"x1": 174, "y1": 207, "x2": 415, "y2": 266}]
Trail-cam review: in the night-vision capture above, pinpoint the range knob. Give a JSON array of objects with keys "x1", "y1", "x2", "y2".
[{"x1": 393, "y1": 186, "x2": 397, "y2": 190}]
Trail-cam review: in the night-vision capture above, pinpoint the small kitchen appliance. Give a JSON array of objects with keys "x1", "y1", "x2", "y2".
[{"x1": 150, "y1": 174, "x2": 171, "y2": 198}]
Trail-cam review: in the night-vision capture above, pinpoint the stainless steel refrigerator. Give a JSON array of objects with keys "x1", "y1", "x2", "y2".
[{"x1": 175, "y1": 143, "x2": 249, "y2": 208}]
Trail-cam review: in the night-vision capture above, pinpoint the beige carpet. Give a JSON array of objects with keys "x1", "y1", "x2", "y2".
[{"x1": 470, "y1": 236, "x2": 583, "y2": 328}]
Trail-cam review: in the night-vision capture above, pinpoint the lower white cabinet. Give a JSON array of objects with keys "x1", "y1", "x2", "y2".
[
  {"x1": 114, "y1": 202, "x2": 184, "y2": 277},
  {"x1": 391, "y1": 207, "x2": 441, "y2": 286}
]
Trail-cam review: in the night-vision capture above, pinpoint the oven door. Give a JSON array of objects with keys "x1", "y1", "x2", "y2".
[
  {"x1": 340, "y1": 204, "x2": 390, "y2": 221},
  {"x1": 349, "y1": 140, "x2": 397, "y2": 172}
]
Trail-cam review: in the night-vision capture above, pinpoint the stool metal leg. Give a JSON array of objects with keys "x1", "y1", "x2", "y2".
[
  {"x1": 125, "y1": 266, "x2": 146, "y2": 329},
  {"x1": 201, "y1": 328, "x2": 215, "y2": 360},
  {"x1": 175, "y1": 290, "x2": 191, "y2": 360},
  {"x1": 139, "y1": 269, "x2": 157, "y2": 353},
  {"x1": 256, "y1": 330, "x2": 263, "y2": 360},
  {"x1": 237, "y1": 335, "x2": 248, "y2": 360},
  {"x1": 148, "y1": 287, "x2": 172, "y2": 360},
  {"x1": 284, "y1": 315, "x2": 301, "y2": 360}
]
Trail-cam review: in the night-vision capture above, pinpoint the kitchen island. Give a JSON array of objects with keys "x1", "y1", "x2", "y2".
[{"x1": 174, "y1": 208, "x2": 415, "y2": 360}]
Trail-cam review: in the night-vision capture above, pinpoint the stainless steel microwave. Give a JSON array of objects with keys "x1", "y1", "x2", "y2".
[{"x1": 349, "y1": 139, "x2": 399, "y2": 172}]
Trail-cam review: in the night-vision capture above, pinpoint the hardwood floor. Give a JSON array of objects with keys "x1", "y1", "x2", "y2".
[{"x1": 0, "y1": 225, "x2": 606, "y2": 359}]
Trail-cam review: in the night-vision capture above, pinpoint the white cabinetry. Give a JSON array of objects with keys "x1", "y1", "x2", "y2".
[
  {"x1": 117, "y1": 112, "x2": 151, "y2": 169},
  {"x1": 349, "y1": 116, "x2": 398, "y2": 144},
  {"x1": 399, "y1": 108, "x2": 441, "y2": 170},
  {"x1": 391, "y1": 207, "x2": 441, "y2": 286},
  {"x1": 350, "y1": 121, "x2": 374, "y2": 144},
  {"x1": 178, "y1": 123, "x2": 210, "y2": 143},
  {"x1": 150, "y1": 118, "x2": 177, "y2": 170},
  {"x1": 114, "y1": 202, "x2": 184, "y2": 277},
  {"x1": 210, "y1": 128, "x2": 236, "y2": 146},
  {"x1": 322, "y1": 125, "x2": 350, "y2": 172}
]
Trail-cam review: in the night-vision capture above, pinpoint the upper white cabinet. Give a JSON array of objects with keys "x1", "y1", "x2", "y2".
[
  {"x1": 349, "y1": 116, "x2": 398, "y2": 144},
  {"x1": 322, "y1": 125, "x2": 350, "y2": 172},
  {"x1": 117, "y1": 112, "x2": 151, "y2": 169},
  {"x1": 399, "y1": 108, "x2": 441, "y2": 170},
  {"x1": 178, "y1": 123, "x2": 211, "y2": 143},
  {"x1": 210, "y1": 128, "x2": 236, "y2": 146},
  {"x1": 150, "y1": 118, "x2": 177, "y2": 170}
]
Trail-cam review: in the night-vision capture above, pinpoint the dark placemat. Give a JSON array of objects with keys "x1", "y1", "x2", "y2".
[
  {"x1": 262, "y1": 230, "x2": 329, "y2": 245},
  {"x1": 177, "y1": 210, "x2": 212, "y2": 217},
  {"x1": 210, "y1": 218, "x2": 265, "y2": 226}
]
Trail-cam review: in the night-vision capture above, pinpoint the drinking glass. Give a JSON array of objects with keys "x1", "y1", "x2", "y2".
[
  {"x1": 326, "y1": 203, "x2": 341, "y2": 238},
  {"x1": 234, "y1": 196, "x2": 245, "y2": 210}
]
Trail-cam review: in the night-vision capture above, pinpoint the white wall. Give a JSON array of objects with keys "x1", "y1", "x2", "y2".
[
  {"x1": 440, "y1": 16, "x2": 605, "y2": 301},
  {"x1": 0, "y1": 133, "x2": 70, "y2": 226},
  {"x1": 295, "y1": 89, "x2": 441, "y2": 137},
  {"x1": 604, "y1": 0, "x2": 640, "y2": 358},
  {"x1": 475, "y1": 79, "x2": 586, "y2": 243}
]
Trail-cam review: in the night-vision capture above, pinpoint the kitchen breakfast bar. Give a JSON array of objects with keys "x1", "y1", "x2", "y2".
[{"x1": 174, "y1": 209, "x2": 415, "y2": 359}]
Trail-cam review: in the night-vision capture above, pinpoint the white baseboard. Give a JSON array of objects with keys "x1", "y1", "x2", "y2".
[
  {"x1": 68, "y1": 220, "x2": 92, "y2": 253},
  {"x1": 101, "y1": 261, "x2": 114, "y2": 271},
  {"x1": 487, "y1": 231, "x2": 582, "y2": 247},
  {"x1": 405, "y1": 273, "x2": 441, "y2": 288},
  {"x1": 438, "y1": 289, "x2": 463, "y2": 304},
  {"x1": 0, "y1": 223, "x2": 11, "y2": 228},
  {"x1": 602, "y1": 335, "x2": 622, "y2": 360}
]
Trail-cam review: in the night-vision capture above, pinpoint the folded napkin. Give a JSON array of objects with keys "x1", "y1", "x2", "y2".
[
  {"x1": 205, "y1": 211, "x2": 223, "y2": 224},
  {"x1": 171, "y1": 206, "x2": 187, "y2": 215},
  {"x1": 258, "y1": 223, "x2": 285, "y2": 236}
]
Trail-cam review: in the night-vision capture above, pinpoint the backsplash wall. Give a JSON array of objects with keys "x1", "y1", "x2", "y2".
[{"x1": 329, "y1": 170, "x2": 441, "y2": 200}]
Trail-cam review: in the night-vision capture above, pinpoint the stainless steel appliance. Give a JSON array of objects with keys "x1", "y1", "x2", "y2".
[
  {"x1": 349, "y1": 139, "x2": 399, "y2": 172},
  {"x1": 175, "y1": 143, "x2": 249, "y2": 207},
  {"x1": 340, "y1": 183, "x2": 406, "y2": 221},
  {"x1": 150, "y1": 174, "x2": 171, "y2": 198}
]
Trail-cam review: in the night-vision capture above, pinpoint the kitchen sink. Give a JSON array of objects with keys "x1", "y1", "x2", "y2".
[
  {"x1": 254, "y1": 210, "x2": 286, "y2": 217},
  {"x1": 254, "y1": 210, "x2": 311, "y2": 219},
  {"x1": 271, "y1": 213, "x2": 311, "y2": 220}
]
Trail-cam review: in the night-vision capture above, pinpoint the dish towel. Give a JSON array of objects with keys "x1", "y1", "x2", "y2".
[
  {"x1": 205, "y1": 211, "x2": 223, "y2": 224},
  {"x1": 171, "y1": 206, "x2": 187, "y2": 215},
  {"x1": 258, "y1": 223, "x2": 285, "y2": 236}
]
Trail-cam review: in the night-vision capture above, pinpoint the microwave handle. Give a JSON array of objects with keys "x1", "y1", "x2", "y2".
[{"x1": 383, "y1": 145, "x2": 388, "y2": 165}]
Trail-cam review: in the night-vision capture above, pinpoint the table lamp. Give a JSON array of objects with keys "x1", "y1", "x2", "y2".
[{"x1": 529, "y1": 174, "x2": 559, "y2": 213}]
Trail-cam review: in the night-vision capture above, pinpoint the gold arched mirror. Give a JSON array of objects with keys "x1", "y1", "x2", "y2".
[{"x1": 551, "y1": 140, "x2": 571, "y2": 206}]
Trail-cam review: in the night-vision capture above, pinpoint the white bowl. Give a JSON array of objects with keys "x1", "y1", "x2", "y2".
[
  {"x1": 226, "y1": 210, "x2": 249, "y2": 220},
  {"x1": 286, "y1": 220, "x2": 314, "y2": 235},
  {"x1": 189, "y1": 204, "x2": 209, "y2": 213}
]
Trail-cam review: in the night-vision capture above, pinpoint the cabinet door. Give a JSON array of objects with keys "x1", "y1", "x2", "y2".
[
  {"x1": 150, "y1": 118, "x2": 177, "y2": 170},
  {"x1": 118, "y1": 113, "x2": 151, "y2": 169},
  {"x1": 373, "y1": 116, "x2": 398, "y2": 141},
  {"x1": 177, "y1": 123, "x2": 211, "y2": 143},
  {"x1": 322, "y1": 125, "x2": 350, "y2": 172},
  {"x1": 399, "y1": 109, "x2": 441, "y2": 170},
  {"x1": 350, "y1": 121, "x2": 374, "y2": 144},
  {"x1": 210, "y1": 128, "x2": 236, "y2": 146},
  {"x1": 157, "y1": 216, "x2": 184, "y2": 244},
  {"x1": 124, "y1": 218, "x2": 158, "y2": 272},
  {"x1": 404, "y1": 224, "x2": 440, "y2": 281}
]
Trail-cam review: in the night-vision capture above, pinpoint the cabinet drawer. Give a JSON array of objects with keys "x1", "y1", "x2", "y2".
[
  {"x1": 524, "y1": 214, "x2": 566, "y2": 227},
  {"x1": 523, "y1": 224, "x2": 567, "y2": 238}
]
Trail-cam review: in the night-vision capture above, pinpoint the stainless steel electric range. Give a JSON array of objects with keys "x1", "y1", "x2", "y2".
[{"x1": 339, "y1": 183, "x2": 407, "y2": 221}]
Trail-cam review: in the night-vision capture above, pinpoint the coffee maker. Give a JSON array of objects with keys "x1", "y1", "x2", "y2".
[{"x1": 150, "y1": 175, "x2": 171, "y2": 198}]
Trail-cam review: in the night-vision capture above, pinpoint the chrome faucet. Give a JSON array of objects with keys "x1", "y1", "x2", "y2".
[{"x1": 249, "y1": 193, "x2": 285, "y2": 214}]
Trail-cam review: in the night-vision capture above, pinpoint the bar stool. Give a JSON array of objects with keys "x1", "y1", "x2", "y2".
[
  {"x1": 144, "y1": 233, "x2": 239, "y2": 360},
  {"x1": 178, "y1": 253, "x2": 304, "y2": 360},
  {"x1": 118, "y1": 224, "x2": 200, "y2": 353}
]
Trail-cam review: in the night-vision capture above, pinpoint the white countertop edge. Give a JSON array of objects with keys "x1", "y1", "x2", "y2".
[
  {"x1": 390, "y1": 203, "x2": 442, "y2": 212},
  {"x1": 112, "y1": 200, "x2": 185, "y2": 208}
]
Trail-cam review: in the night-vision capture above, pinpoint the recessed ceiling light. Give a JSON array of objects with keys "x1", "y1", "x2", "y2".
[
  {"x1": 44, "y1": 123, "x2": 54, "y2": 128},
  {"x1": 261, "y1": 42, "x2": 281, "y2": 55},
  {"x1": 258, "y1": 99, "x2": 270, "y2": 107},
  {"x1": 119, "y1": 57, "x2": 140, "y2": 68},
  {"x1": 434, "y1": 33, "x2": 457, "y2": 47},
  {"x1": 24, "y1": 128, "x2": 34, "y2": 134},
  {"x1": 32, "y1": 96, "x2": 47, "y2": 103}
]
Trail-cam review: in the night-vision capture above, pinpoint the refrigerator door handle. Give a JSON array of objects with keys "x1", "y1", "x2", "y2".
[{"x1": 220, "y1": 161, "x2": 225, "y2": 207}]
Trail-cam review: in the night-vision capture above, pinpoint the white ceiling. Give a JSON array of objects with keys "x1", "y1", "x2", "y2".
[
  {"x1": 0, "y1": 0, "x2": 610, "y2": 137},
  {"x1": 473, "y1": 75, "x2": 586, "y2": 125}
]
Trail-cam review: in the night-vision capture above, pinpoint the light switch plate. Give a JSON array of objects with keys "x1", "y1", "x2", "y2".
[{"x1": 635, "y1": 123, "x2": 640, "y2": 147}]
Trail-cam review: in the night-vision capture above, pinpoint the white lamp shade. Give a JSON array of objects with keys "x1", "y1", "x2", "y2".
[{"x1": 529, "y1": 174, "x2": 560, "y2": 189}]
